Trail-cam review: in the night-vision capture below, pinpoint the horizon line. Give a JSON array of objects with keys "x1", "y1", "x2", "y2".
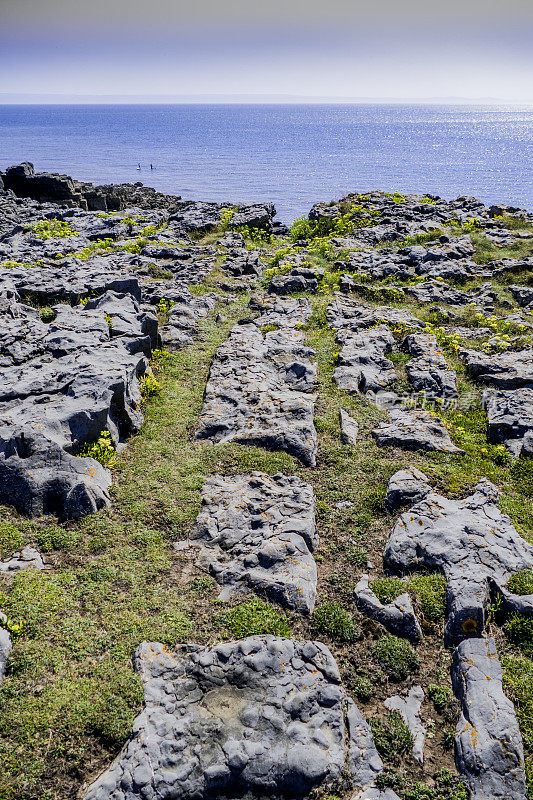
[{"x1": 1, "y1": 93, "x2": 533, "y2": 106}]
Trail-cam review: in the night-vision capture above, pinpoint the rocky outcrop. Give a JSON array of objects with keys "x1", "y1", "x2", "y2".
[
  {"x1": 354, "y1": 574, "x2": 422, "y2": 643},
  {"x1": 339, "y1": 409, "x2": 359, "y2": 446},
  {"x1": 0, "y1": 293, "x2": 156, "y2": 519},
  {"x1": 384, "y1": 467, "x2": 431, "y2": 511},
  {"x1": 83, "y1": 636, "x2": 383, "y2": 800},
  {"x1": 190, "y1": 473, "x2": 318, "y2": 613},
  {"x1": 384, "y1": 479, "x2": 533, "y2": 645},
  {"x1": 403, "y1": 332, "x2": 457, "y2": 399},
  {"x1": 372, "y1": 409, "x2": 463, "y2": 453},
  {"x1": 452, "y1": 637, "x2": 526, "y2": 800},
  {"x1": 462, "y1": 347, "x2": 533, "y2": 389},
  {"x1": 249, "y1": 295, "x2": 312, "y2": 328},
  {"x1": 483, "y1": 387, "x2": 533, "y2": 456},
  {"x1": 196, "y1": 323, "x2": 318, "y2": 466},
  {"x1": 0, "y1": 546, "x2": 47, "y2": 573},
  {"x1": 334, "y1": 326, "x2": 397, "y2": 395}
]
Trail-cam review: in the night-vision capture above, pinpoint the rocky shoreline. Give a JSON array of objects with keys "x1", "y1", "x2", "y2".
[{"x1": 1, "y1": 163, "x2": 533, "y2": 800}]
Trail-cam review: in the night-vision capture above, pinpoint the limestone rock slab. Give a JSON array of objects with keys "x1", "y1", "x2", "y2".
[
  {"x1": 190, "y1": 473, "x2": 317, "y2": 614},
  {"x1": 83, "y1": 636, "x2": 383, "y2": 800},
  {"x1": 384, "y1": 479, "x2": 533, "y2": 645},
  {"x1": 354, "y1": 574, "x2": 422, "y2": 643},
  {"x1": 196, "y1": 323, "x2": 318, "y2": 466},
  {"x1": 372, "y1": 409, "x2": 463, "y2": 454},
  {"x1": 452, "y1": 637, "x2": 526, "y2": 800}
]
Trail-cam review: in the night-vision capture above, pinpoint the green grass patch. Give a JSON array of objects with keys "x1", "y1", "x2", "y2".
[
  {"x1": 372, "y1": 634, "x2": 419, "y2": 681},
  {"x1": 221, "y1": 598, "x2": 291, "y2": 638}
]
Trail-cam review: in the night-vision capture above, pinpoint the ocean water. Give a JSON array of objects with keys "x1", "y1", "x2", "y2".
[{"x1": 0, "y1": 103, "x2": 532, "y2": 222}]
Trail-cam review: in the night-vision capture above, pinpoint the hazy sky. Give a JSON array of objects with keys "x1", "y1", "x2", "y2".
[{"x1": 1, "y1": 0, "x2": 532, "y2": 102}]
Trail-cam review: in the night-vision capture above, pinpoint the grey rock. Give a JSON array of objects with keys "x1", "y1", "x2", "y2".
[
  {"x1": 0, "y1": 294, "x2": 155, "y2": 519},
  {"x1": 0, "y1": 613, "x2": 12, "y2": 685},
  {"x1": 190, "y1": 473, "x2": 318, "y2": 614},
  {"x1": 384, "y1": 467, "x2": 431, "y2": 511},
  {"x1": 350, "y1": 790, "x2": 401, "y2": 800},
  {"x1": 462, "y1": 347, "x2": 533, "y2": 388},
  {"x1": 334, "y1": 326, "x2": 397, "y2": 395},
  {"x1": 385, "y1": 686, "x2": 426, "y2": 764},
  {"x1": 483, "y1": 387, "x2": 533, "y2": 456},
  {"x1": 327, "y1": 295, "x2": 424, "y2": 337},
  {"x1": 384, "y1": 479, "x2": 533, "y2": 645},
  {"x1": 196, "y1": 323, "x2": 318, "y2": 466},
  {"x1": 83, "y1": 636, "x2": 383, "y2": 800},
  {"x1": 0, "y1": 545, "x2": 47, "y2": 573},
  {"x1": 372, "y1": 409, "x2": 463, "y2": 453},
  {"x1": 249, "y1": 295, "x2": 312, "y2": 328},
  {"x1": 354, "y1": 574, "x2": 422, "y2": 643},
  {"x1": 339, "y1": 409, "x2": 359, "y2": 446},
  {"x1": 452, "y1": 637, "x2": 526, "y2": 800},
  {"x1": 403, "y1": 332, "x2": 457, "y2": 398}
]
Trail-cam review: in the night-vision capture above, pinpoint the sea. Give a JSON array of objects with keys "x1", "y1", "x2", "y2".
[{"x1": 0, "y1": 103, "x2": 532, "y2": 222}]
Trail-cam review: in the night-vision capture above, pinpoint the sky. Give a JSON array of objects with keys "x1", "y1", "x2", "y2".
[{"x1": 1, "y1": 0, "x2": 532, "y2": 103}]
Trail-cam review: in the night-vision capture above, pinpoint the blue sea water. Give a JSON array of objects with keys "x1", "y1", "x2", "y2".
[{"x1": 0, "y1": 103, "x2": 531, "y2": 221}]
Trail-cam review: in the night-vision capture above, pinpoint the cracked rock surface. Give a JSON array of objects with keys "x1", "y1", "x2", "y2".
[
  {"x1": 384, "y1": 479, "x2": 533, "y2": 645},
  {"x1": 354, "y1": 574, "x2": 422, "y2": 643},
  {"x1": 83, "y1": 636, "x2": 383, "y2": 800},
  {"x1": 0, "y1": 292, "x2": 156, "y2": 519},
  {"x1": 190, "y1": 473, "x2": 318, "y2": 613},
  {"x1": 452, "y1": 637, "x2": 526, "y2": 800},
  {"x1": 372, "y1": 409, "x2": 463, "y2": 453},
  {"x1": 196, "y1": 323, "x2": 318, "y2": 466},
  {"x1": 403, "y1": 332, "x2": 457, "y2": 399}
]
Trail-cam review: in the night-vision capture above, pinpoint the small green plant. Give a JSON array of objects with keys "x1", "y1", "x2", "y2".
[
  {"x1": 222, "y1": 597, "x2": 291, "y2": 638},
  {"x1": 312, "y1": 601, "x2": 359, "y2": 642},
  {"x1": 370, "y1": 711, "x2": 413, "y2": 763},
  {"x1": 351, "y1": 674, "x2": 375, "y2": 702},
  {"x1": 372, "y1": 634, "x2": 419, "y2": 680},
  {"x1": 29, "y1": 219, "x2": 75, "y2": 239},
  {"x1": 371, "y1": 576, "x2": 406, "y2": 605},
  {"x1": 79, "y1": 430, "x2": 116, "y2": 467},
  {"x1": 508, "y1": 568, "x2": 533, "y2": 596},
  {"x1": 427, "y1": 683, "x2": 452, "y2": 712},
  {"x1": 139, "y1": 371, "x2": 161, "y2": 399},
  {"x1": 157, "y1": 297, "x2": 174, "y2": 315},
  {"x1": 39, "y1": 306, "x2": 55, "y2": 322},
  {"x1": 219, "y1": 207, "x2": 236, "y2": 231},
  {"x1": 505, "y1": 613, "x2": 533, "y2": 654},
  {"x1": 410, "y1": 573, "x2": 447, "y2": 621},
  {"x1": 377, "y1": 767, "x2": 469, "y2": 799},
  {"x1": 0, "y1": 614, "x2": 23, "y2": 637}
]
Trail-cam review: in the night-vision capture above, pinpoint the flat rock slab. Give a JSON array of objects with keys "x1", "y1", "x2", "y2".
[
  {"x1": 339, "y1": 409, "x2": 359, "y2": 446},
  {"x1": 83, "y1": 636, "x2": 383, "y2": 800},
  {"x1": 384, "y1": 479, "x2": 533, "y2": 645},
  {"x1": 462, "y1": 347, "x2": 533, "y2": 389},
  {"x1": 0, "y1": 545, "x2": 47, "y2": 573},
  {"x1": 249, "y1": 295, "x2": 312, "y2": 328},
  {"x1": 452, "y1": 637, "x2": 526, "y2": 800},
  {"x1": 190, "y1": 473, "x2": 318, "y2": 614},
  {"x1": 483, "y1": 387, "x2": 533, "y2": 456},
  {"x1": 372, "y1": 409, "x2": 463, "y2": 453},
  {"x1": 403, "y1": 333, "x2": 457, "y2": 399},
  {"x1": 196, "y1": 323, "x2": 318, "y2": 466},
  {"x1": 334, "y1": 326, "x2": 397, "y2": 395},
  {"x1": 327, "y1": 296, "x2": 424, "y2": 337}
]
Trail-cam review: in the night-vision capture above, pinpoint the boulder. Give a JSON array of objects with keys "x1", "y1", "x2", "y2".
[
  {"x1": 384, "y1": 467, "x2": 431, "y2": 511},
  {"x1": 339, "y1": 409, "x2": 359, "y2": 446}
]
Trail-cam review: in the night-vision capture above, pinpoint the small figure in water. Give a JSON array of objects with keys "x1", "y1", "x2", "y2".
[{"x1": 150, "y1": 163, "x2": 153, "y2": 170}]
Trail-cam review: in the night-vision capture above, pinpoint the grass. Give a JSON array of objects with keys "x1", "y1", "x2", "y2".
[
  {"x1": 222, "y1": 598, "x2": 291, "y2": 638},
  {"x1": 508, "y1": 569, "x2": 533, "y2": 595},
  {"x1": 372, "y1": 635, "x2": 420, "y2": 681},
  {"x1": 370, "y1": 711, "x2": 414, "y2": 764},
  {"x1": 312, "y1": 601, "x2": 359, "y2": 642}
]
